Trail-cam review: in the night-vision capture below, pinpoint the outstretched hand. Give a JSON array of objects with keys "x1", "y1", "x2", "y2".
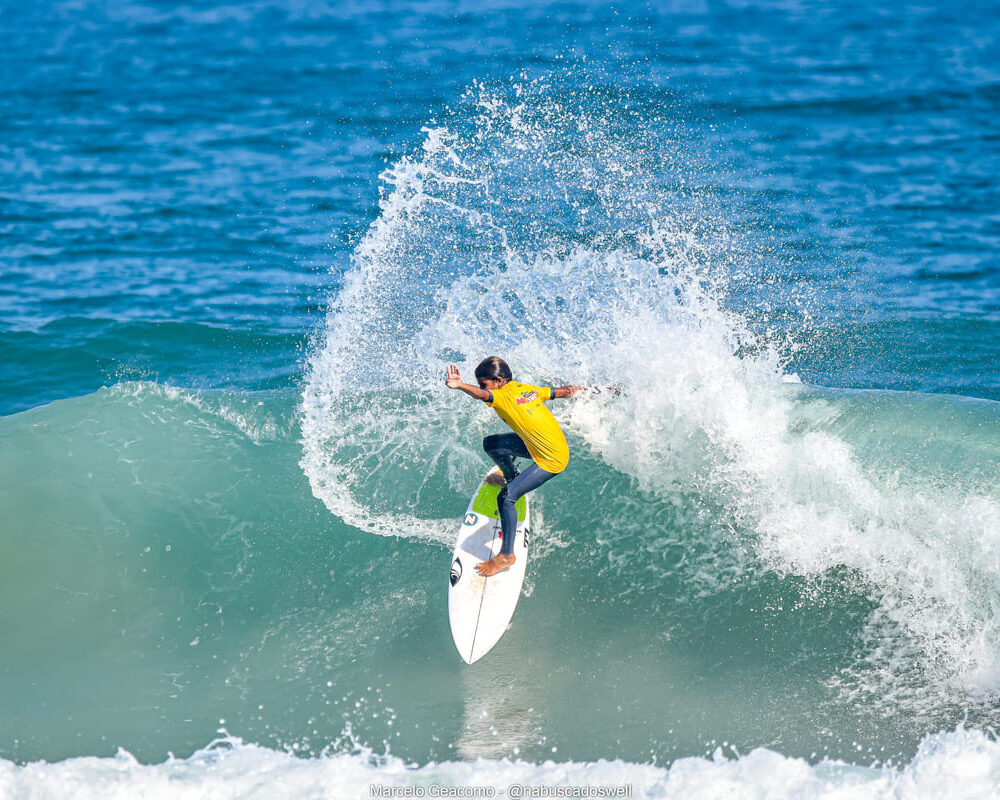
[{"x1": 445, "y1": 364, "x2": 463, "y2": 389}]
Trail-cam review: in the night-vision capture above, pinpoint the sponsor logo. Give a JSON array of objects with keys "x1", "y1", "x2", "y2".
[
  {"x1": 464, "y1": 513, "x2": 478, "y2": 526},
  {"x1": 450, "y1": 558, "x2": 462, "y2": 586},
  {"x1": 515, "y1": 390, "x2": 538, "y2": 405},
  {"x1": 522, "y1": 528, "x2": 529, "y2": 548}
]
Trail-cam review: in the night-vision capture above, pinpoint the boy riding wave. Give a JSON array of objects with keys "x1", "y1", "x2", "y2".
[{"x1": 446, "y1": 356, "x2": 584, "y2": 577}]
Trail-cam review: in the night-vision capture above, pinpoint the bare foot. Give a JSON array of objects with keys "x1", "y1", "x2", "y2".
[
  {"x1": 476, "y1": 553, "x2": 515, "y2": 576},
  {"x1": 484, "y1": 472, "x2": 508, "y2": 487}
]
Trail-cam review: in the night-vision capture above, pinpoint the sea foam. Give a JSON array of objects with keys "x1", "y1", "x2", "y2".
[{"x1": 3, "y1": 726, "x2": 999, "y2": 800}]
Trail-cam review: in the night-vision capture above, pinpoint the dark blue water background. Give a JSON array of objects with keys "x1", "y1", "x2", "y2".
[{"x1": 3, "y1": 0, "x2": 998, "y2": 416}]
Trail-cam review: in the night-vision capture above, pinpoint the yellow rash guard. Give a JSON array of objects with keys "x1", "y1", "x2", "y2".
[{"x1": 486, "y1": 381, "x2": 569, "y2": 474}]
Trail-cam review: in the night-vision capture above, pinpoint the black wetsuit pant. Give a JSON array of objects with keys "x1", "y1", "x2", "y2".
[{"x1": 482, "y1": 433, "x2": 558, "y2": 555}]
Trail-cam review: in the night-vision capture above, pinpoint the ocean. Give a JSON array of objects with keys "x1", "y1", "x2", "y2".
[{"x1": 2, "y1": 0, "x2": 1000, "y2": 797}]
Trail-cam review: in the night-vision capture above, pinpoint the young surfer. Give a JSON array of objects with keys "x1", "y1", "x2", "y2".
[{"x1": 445, "y1": 356, "x2": 584, "y2": 577}]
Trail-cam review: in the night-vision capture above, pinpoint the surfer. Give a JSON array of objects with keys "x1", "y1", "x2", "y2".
[{"x1": 446, "y1": 357, "x2": 583, "y2": 577}]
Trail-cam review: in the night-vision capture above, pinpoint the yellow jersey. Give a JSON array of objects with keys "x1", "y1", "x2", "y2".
[{"x1": 487, "y1": 381, "x2": 569, "y2": 474}]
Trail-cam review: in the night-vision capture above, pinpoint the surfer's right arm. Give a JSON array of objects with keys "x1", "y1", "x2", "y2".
[{"x1": 445, "y1": 364, "x2": 493, "y2": 402}]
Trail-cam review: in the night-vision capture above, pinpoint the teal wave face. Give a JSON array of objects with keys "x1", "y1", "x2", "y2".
[
  {"x1": 0, "y1": 384, "x2": 334, "y2": 761},
  {"x1": 5, "y1": 378, "x2": 1000, "y2": 767}
]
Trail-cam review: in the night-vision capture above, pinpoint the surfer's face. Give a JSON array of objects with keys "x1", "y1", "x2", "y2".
[{"x1": 477, "y1": 377, "x2": 505, "y2": 391}]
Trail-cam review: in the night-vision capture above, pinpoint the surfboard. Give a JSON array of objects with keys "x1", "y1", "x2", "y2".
[{"x1": 448, "y1": 468, "x2": 530, "y2": 664}]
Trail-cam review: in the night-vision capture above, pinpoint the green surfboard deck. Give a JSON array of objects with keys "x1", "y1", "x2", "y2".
[{"x1": 472, "y1": 481, "x2": 527, "y2": 521}]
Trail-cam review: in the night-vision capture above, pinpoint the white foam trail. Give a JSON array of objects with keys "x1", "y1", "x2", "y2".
[
  {"x1": 566, "y1": 306, "x2": 1000, "y2": 704},
  {"x1": 300, "y1": 83, "x2": 726, "y2": 544},
  {"x1": 3, "y1": 727, "x2": 1000, "y2": 800}
]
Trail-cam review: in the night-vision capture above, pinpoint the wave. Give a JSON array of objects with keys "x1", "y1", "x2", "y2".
[
  {"x1": 2, "y1": 726, "x2": 999, "y2": 800},
  {"x1": 6, "y1": 82, "x2": 998, "y2": 770},
  {"x1": 300, "y1": 80, "x2": 1000, "y2": 716}
]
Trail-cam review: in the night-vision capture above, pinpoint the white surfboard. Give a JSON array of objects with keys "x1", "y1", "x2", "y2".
[{"x1": 448, "y1": 468, "x2": 530, "y2": 664}]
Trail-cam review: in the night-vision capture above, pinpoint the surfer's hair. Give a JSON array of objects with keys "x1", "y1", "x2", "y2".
[{"x1": 475, "y1": 356, "x2": 513, "y2": 383}]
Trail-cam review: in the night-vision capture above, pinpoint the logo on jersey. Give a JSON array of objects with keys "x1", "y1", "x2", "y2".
[{"x1": 516, "y1": 390, "x2": 538, "y2": 405}]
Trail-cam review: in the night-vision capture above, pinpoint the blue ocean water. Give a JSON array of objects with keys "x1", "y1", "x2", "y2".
[{"x1": 3, "y1": 1, "x2": 1000, "y2": 796}]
